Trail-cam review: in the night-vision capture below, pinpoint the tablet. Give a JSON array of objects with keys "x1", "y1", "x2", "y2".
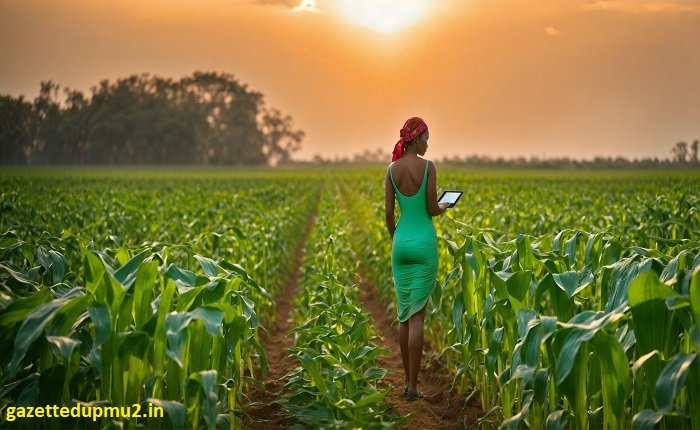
[{"x1": 438, "y1": 190, "x2": 463, "y2": 208}]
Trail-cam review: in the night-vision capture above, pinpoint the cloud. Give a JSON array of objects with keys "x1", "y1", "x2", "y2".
[
  {"x1": 247, "y1": 0, "x2": 324, "y2": 13},
  {"x1": 582, "y1": 0, "x2": 700, "y2": 14},
  {"x1": 292, "y1": 0, "x2": 323, "y2": 13},
  {"x1": 545, "y1": 26, "x2": 560, "y2": 36},
  {"x1": 251, "y1": 0, "x2": 298, "y2": 7}
]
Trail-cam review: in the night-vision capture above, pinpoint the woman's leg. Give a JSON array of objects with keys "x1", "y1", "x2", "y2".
[
  {"x1": 399, "y1": 321, "x2": 409, "y2": 388},
  {"x1": 407, "y1": 305, "x2": 427, "y2": 391}
]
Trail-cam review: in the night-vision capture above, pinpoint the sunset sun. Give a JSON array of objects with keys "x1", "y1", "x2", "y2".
[{"x1": 337, "y1": 0, "x2": 432, "y2": 34}]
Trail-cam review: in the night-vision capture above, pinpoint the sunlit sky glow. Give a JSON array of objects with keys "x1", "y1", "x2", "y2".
[
  {"x1": 337, "y1": 0, "x2": 432, "y2": 34},
  {"x1": 1, "y1": 0, "x2": 699, "y2": 161}
]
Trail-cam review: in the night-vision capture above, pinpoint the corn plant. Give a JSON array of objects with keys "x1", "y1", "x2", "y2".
[
  {"x1": 3, "y1": 167, "x2": 699, "y2": 429},
  {"x1": 1, "y1": 170, "x2": 320, "y2": 428},
  {"x1": 0, "y1": 235, "x2": 270, "y2": 428},
  {"x1": 280, "y1": 183, "x2": 408, "y2": 429},
  {"x1": 339, "y1": 168, "x2": 700, "y2": 429}
]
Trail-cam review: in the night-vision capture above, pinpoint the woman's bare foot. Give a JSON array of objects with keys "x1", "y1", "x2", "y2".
[{"x1": 406, "y1": 387, "x2": 424, "y2": 401}]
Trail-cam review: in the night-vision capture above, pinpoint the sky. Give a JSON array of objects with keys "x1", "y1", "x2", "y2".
[{"x1": 1, "y1": 0, "x2": 699, "y2": 161}]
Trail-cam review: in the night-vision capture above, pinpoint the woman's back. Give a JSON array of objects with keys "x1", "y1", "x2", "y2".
[
  {"x1": 389, "y1": 158, "x2": 434, "y2": 245},
  {"x1": 390, "y1": 157, "x2": 430, "y2": 197}
]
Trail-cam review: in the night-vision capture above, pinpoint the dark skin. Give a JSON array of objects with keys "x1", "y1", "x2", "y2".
[{"x1": 384, "y1": 129, "x2": 448, "y2": 397}]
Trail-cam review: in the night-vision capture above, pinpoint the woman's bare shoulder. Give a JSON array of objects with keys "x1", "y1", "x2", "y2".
[
  {"x1": 425, "y1": 159, "x2": 437, "y2": 175},
  {"x1": 388, "y1": 159, "x2": 402, "y2": 172}
]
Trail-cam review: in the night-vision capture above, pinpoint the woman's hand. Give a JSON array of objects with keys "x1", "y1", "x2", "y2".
[{"x1": 438, "y1": 202, "x2": 449, "y2": 211}]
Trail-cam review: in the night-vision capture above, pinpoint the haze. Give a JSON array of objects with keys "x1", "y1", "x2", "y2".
[{"x1": 1, "y1": 0, "x2": 698, "y2": 161}]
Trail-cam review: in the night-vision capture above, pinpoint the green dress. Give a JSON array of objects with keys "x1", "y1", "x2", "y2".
[{"x1": 389, "y1": 159, "x2": 438, "y2": 323}]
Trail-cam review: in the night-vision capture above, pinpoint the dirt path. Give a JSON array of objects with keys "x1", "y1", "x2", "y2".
[
  {"x1": 242, "y1": 203, "x2": 318, "y2": 430},
  {"x1": 360, "y1": 277, "x2": 484, "y2": 430},
  {"x1": 243, "y1": 188, "x2": 483, "y2": 429}
]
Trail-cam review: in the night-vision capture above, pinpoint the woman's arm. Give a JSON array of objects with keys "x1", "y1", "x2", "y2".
[
  {"x1": 427, "y1": 160, "x2": 448, "y2": 217},
  {"x1": 385, "y1": 166, "x2": 396, "y2": 239}
]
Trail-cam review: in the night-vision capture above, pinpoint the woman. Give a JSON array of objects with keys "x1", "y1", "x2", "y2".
[{"x1": 384, "y1": 116, "x2": 448, "y2": 400}]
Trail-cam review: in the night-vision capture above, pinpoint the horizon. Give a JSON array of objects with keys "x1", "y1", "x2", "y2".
[{"x1": 1, "y1": 0, "x2": 699, "y2": 162}]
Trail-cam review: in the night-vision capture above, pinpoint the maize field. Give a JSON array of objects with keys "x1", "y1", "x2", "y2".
[{"x1": 1, "y1": 167, "x2": 699, "y2": 429}]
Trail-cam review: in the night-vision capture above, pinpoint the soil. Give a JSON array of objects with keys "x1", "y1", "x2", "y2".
[
  {"x1": 241, "y1": 205, "x2": 318, "y2": 430},
  {"x1": 359, "y1": 278, "x2": 484, "y2": 430}
]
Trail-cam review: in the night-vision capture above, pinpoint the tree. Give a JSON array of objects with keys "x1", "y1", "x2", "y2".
[
  {"x1": 60, "y1": 88, "x2": 90, "y2": 164},
  {"x1": 671, "y1": 141, "x2": 688, "y2": 164},
  {"x1": 0, "y1": 71, "x2": 304, "y2": 165},
  {"x1": 28, "y1": 81, "x2": 62, "y2": 165},
  {"x1": 0, "y1": 95, "x2": 34, "y2": 164},
  {"x1": 260, "y1": 108, "x2": 304, "y2": 165}
]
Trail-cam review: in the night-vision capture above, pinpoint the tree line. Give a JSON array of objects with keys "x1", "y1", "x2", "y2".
[
  {"x1": 0, "y1": 71, "x2": 304, "y2": 165},
  {"x1": 1, "y1": 72, "x2": 696, "y2": 168},
  {"x1": 305, "y1": 141, "x2": 700, "y2": 169}
]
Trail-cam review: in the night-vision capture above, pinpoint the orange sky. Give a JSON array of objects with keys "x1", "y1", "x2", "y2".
[{"x1": 1, "y1": 0, "x2": 699, "y2": 161}]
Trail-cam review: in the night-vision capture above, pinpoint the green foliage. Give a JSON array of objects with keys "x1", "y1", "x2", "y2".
[
  {"x1": 343, "y1": 168, "x2": 700, "y2": 429},
  {"x1": 2, "y1": 167, "x2": 699, "y2": 429},
  {"x1": 0, "y1": 242, "x2": 262, "y2": 429},
  {"x1": 0, "y1": 169, "x2": 318, "y2": 428},
  {"x1": 280, "y1": 183, "x2": 408, "y2": 429}
]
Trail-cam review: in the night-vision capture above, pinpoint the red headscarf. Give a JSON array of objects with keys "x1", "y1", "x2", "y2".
[{"x1": 392, "y1": 117, "x2": 428, "y2": 161}]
